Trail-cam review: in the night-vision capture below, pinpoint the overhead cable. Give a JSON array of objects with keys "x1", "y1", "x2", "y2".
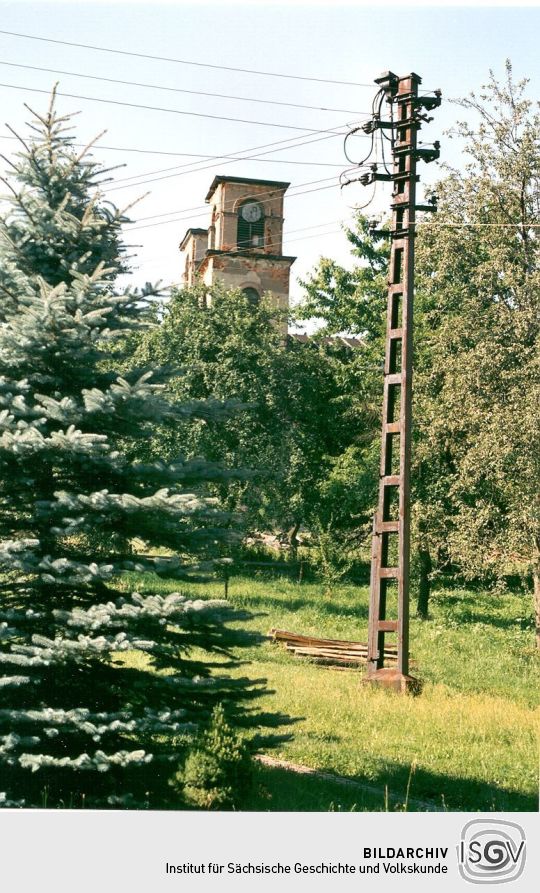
[
  {"x1": 141, "y1": 225, "x2": 345, "y2": 265},
  {"x1": 0, "y1": 60, "x2": 365, "y2": 115},
  {"x1": 110, "y1": 133, "x2": 344, "y2": 187},
  {"x1": 0, "y1": 132, "x2": 343, "y2": 168},
  {"x1": 129, "y1": 182, "x2": 339, "y2": 232},
  {"x1": 0, "y1": 30, "x2": 375, "y2": 87},
  {"x1": 107, "y1": 114, "x2": 372, "y2": 185},
  {"x1": 415, "y1": 221, "x2": 540, "y2": 227},
  {"x1": 0, "y1": 132, "x2": 345, "y2": 174},
  {"x1": 132, "y1": 175, "x2": 337, "y2": 223},
  {"x1": 106, "y1": 133, "x2": 345, "y2": 192},
  {"x1": 0, "y1": 81, "x2": 363, "y2": 135}
]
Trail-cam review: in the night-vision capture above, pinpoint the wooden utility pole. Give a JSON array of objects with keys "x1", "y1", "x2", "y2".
[{"x1": 364, "y1": 71, "x2": 440, "y2": 693}]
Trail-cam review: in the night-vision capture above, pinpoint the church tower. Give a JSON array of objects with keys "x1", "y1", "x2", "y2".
[{"x1": 180, "y1": 175, "x2": 296, "y2": 311}]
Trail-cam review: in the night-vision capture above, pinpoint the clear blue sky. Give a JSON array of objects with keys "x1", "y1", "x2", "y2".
[{"x1": 1, "y1": 2, "x2": 539, "y2": 306}]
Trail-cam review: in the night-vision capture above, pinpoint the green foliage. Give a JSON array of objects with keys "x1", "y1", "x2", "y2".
[
  {"x1": 298, "y1": 213, "x2": 389, "y2": 342},
  {"x1": 414, "y1": 63, "x2": 540, "y2": 634},
  {"x1": 310, "y1": 521, "x2": 355, "y2": 596},
  {"x1": 0, "y1": 94, "x2": 260, "y2": 808},
  {"x1": 171, "y1": 704, "x2": 253, "y2": 810},
  {"x1": 297, "y1": 218, "x2": 393, "y2": 570},
  {"x1": 132, "y1": 284, "x2": 373, "y2": 552}
]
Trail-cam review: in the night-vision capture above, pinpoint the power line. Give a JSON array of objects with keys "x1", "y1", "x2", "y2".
[
  {"x1": 106, "y1": 133, "x2": 345, "y2": 192},
  {"x1": 132, "y1": 208, "x2": 209, "y2": 228},
  {"x1": 0, "y1": 60, "x2": 365, "y2": 116},
  {"x1": 285, "y1": 228, "x2": 342, "y2": 245},
  {"x1": 136, "y1": 174, "x2": 336, "y2": 220},
  {"x1": 0, "y1": 132, "x2": 343, "y2": 167},
  {"x1": 209, "y1": 227, "x2": 346, "y2": 250},
  {"x1": 107, "y1": 112, "x2": 372, "y2": 185},
  {"x1": 1, "y1": 108, "x2": 350, "y2": 195},
  {"x1": 285, "y1": 222, "x2": 540, "y2": 243},
  {"x1": 110, "y1": 134, "x2": 344, "y2": 188},
  {"x1": 0, "y1": 29, "x2": 375, "y2": 87},
  {"x1": 142, "y1": 219, "x2": 348, "y2": 263},
  {"x1": 118, "y1": 154, "x2": 344, "y2": 173},
  {"x1": 415, "y1": 221, "x2": 540, "y2": 227},
  {"x1": 190, "y1": 225, "x2": 346, "y2": 252},
  {"x1": 127, "y1": 178, "x2": 337, "y2": 231},
  {"x1": 133, "y1": 216, "x2": 540, "y2": 239},
  {"x1": 129, "y1": 182, "x2": 339, "y2": 232},
  {"x1": 263, "y1": 180, "x2": 338, "y2": 199},
  {"x1": 0, "y1": 133, "x2": 345, "y2": 169},
  {"x1": 0, "y1": 81, "x2": 361, "y2": 135},
  {"x1": 111, "y1": 136, "x2": 343, "y2": 184},
  {"x1": 133, "y1": 217, "x2": 540, "y2": 269},
  {"x1": 285, "y1": 219, "x2": 344, "y2": 237},
  {"x1": 130, "y1": 180, "x2": 338, "y2": 231},
  {"x1": 0, "y1": 86, "x2": 364, "y2": 190}
]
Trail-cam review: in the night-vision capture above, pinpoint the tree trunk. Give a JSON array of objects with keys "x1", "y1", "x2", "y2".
[
  {"x1": 416, "y1": 546, "x2": 432, "y2": 619},
  {"x1": 287, "y1": 522, "x2": 300, "y2": 563},
  {"x1": 534, "y1": 568, "x2": 540, "y2": 651}
]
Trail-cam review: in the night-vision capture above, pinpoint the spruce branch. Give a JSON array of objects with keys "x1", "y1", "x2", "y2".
[
  {"x1": 0, "y1": 177, "x2": 36, "y2": 224},
  {"x1": 119, "y1": 192, "x2": 151, "y2": 217},
  {"x1": 4, "y1": 123, "x2": 30, "y2": 153},
  {"x1": 0, "y1": 154, "x2": 18, "y2": 172},
  {"x1": 65, "y1": 129, "x2": 107, "y2": 175}
]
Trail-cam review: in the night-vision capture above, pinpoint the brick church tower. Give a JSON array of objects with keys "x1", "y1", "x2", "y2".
[{"x1": 180, "y1": 175, "x2": 296, "y2": 311}]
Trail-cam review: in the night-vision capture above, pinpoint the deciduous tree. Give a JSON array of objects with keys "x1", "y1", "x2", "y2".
[{"x1": 416, "y1": 62, "x2": 540, "y2": 643}]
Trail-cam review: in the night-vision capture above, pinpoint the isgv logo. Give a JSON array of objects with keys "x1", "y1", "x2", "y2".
[{"x1": 458, "y1": 820, "x2": 526, "y2": 885}]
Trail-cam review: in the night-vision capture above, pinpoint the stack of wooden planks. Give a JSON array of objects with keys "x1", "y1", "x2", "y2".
[{"x1": 269, "y1": 628, "x2": 399, "y2": 669}]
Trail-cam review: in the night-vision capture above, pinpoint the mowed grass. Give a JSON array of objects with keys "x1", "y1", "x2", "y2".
[{"x1": 121, "y1": 570, "x2": 540, "y2": 812}]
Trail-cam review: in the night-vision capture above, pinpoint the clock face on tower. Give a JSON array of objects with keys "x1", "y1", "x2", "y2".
[{"x1": 241, "y1": 201, "x2": 263, "y2": 223}]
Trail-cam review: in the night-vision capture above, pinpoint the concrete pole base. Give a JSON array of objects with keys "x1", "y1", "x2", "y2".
[{"x1": 363, "y1": 667, "x2": 422, "y2": 695}]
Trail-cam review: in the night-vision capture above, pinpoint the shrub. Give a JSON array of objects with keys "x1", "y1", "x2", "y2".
[{"x1": 172, "y1": 705, "x2": 253, "y2": 810}]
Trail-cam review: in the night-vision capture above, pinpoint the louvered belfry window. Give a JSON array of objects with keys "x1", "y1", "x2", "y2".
[{"x1": 237, "y1": 200, "x2": 265, "y2": 249}]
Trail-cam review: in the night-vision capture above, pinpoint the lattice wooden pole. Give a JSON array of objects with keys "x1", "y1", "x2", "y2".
[{"x1": 365, "y1": 72, "x2": 439, "y2": 693}]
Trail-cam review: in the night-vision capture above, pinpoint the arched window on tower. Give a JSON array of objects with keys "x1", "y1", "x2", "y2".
[
  {"x1": 242, "y1": 287, "x2": 260, "y2": 306},
  {"x1": 237, "y1": 200, "x2": 264, "y2": 249}
]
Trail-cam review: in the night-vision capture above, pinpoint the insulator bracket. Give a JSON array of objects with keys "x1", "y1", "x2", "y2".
[
  {"x1": 390, "y1": 197, "x2": 438, "y2": 213},
  {"x1": 414, "y1": 90, "x2": 442, "y2": 111},
  {"x1": 394, "y1": 141, "x2": 440, "y2": 163},
  {"x1": 362, "y1": 115, "x2": 394, "y2": 134},
  {"x1": 357, "y1": 164, "x2": 394, "y2": 186}
]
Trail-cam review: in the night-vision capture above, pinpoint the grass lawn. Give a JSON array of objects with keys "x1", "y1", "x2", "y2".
[{"x1": 121, "y1": 570, "x2": 539, "y2": 812}]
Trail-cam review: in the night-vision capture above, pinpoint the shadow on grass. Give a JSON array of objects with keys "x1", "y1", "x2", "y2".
[
  {"x1": 244, "y1": 760, "x2": 539, "y2": 813},
  {"x1": 443, "y1": 608, "x2": 534, "y2": 632},
  {"x1": 432, "y1": 590, "x2": 534, "y2": 632}
]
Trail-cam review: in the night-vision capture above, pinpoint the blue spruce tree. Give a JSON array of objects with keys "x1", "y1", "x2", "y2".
[{"x1": 0, "y1": 90, "x2": 259, "y2": 808}]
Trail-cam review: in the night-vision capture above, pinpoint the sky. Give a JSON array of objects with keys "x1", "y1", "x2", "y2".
[{"x1": 0, "y1": 1, "x2": 539, "y2": 311}]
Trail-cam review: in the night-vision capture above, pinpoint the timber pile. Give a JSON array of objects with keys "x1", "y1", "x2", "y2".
[{"x1": 269, "y1": 628, "x2": 398, "y2": 668}]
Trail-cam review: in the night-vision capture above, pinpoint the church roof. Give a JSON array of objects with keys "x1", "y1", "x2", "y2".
[
  {"x1": 179, "y1": 228, "x2": 208, "y2": 251},
  {"x1": 205, "y1": 175, "x2": 291, "y2": 202}
]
